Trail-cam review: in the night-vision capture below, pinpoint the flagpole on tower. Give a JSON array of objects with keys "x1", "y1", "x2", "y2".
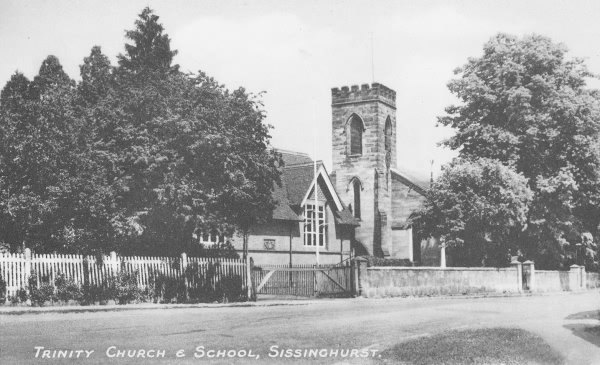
[{"x1": 371, "y1": 32, "x2": 375, "y2": 83}]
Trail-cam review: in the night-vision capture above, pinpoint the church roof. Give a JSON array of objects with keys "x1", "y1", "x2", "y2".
[
  {"x1": 390, "y1": 168, "x2": 429, "y2": 196},
  {"x1": 334, "y1": 208, "x2": 360, "y2": 226},
  {"x1": 275, "y1": 149, "x2": 314, "y2": 167}
]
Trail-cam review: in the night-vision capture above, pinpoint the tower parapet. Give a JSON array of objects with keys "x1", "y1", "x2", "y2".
[{"x1": 331, "y1": 82, "x2": 396, "y2": 109}]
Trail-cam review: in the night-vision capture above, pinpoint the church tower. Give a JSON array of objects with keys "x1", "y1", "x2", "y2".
[{"x1": 331, "y1": 83, "x2": 397, "y2": 257}]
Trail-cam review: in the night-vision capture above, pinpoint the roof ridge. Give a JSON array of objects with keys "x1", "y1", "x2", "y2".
[
  {"x1": 270, "y1": 147, "x2": 311, "y2": 157},
  {"x1": 390, "y1": 168, "x2": 428, "y2": 195},
  {"x1": 283, "y1": 160, "x2": 323, "y2": 169}
]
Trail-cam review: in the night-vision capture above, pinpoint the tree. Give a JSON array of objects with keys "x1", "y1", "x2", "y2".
[
  {"x1": 0, "y1": 72, "x2": 36, "y2": 251},
  {"x1": 0, "y1": 8, "x2": 282, "y2": 258},
  {"x1": 117, "y1": 7, "x2": 178, "y2": 75},
  {"x1": 78, "y1": 46, "x2": 114, "y2": 105},
  {"x1": 438, "y1": 33, "x2": 600, "y2": 269},
  {"x1": 77, "y1": 8, "x2": 281, "y2": 257},
  {"x1": 412, "y1": 158, "x2": 532, "y2": 267},
  {"x1": 0, "y1": 56, "x2": 101, "y2": 253}
]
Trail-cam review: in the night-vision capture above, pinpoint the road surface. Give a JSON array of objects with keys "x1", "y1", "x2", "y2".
[{"x1": 2, "y1": 292, "x2": 600, "y2": 364}]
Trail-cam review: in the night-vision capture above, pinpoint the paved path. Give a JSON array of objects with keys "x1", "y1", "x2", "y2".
[{"x1": 2, "y1": 292, "x2": 600, "y2": 364}]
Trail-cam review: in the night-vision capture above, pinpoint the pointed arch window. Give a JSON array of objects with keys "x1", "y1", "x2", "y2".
[
  {"x1": 349, "y1": 114, "x2": 363, "y2": 155},
  {"x1": 352, "y1": 179, "x2": 361, "y2": 219},
  {"x1": 384, "y1": 116, "x2": 392, "y2": 152},
  {"x1": 385, "y1": 116, "x2": 392, "y2": 168}
]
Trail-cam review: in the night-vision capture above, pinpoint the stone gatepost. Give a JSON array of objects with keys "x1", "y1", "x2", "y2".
[
  {"x1": 440, "y1": 244, "x2": 447, "y2": 268},
  {"x1": 510, "y1": 260, "x2": 523, "y2": 293},
  {"x1": 581, "y1": 265, "x2": 587, "y2": 290},
  {"x1": 569, "y1": 265, "x2": 581, "y2": 291},
  {"x1": 522, "y1": 260, "x2": 535, "y2": 291},
  {"x1": 353, "y1": 257, "x2": 368, "y2": 297}
]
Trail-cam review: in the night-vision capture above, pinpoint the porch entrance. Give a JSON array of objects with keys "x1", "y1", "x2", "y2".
[{"x1": 251, "y1": 263, "x2": 353, "y2": 298}]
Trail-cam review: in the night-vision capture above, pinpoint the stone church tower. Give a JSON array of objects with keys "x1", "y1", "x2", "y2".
[{"x1": 330, "y1": 83, "x2": 397, "y2": 257}]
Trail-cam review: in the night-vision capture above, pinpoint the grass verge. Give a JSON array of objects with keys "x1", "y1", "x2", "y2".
[{"x1": 378, "y1": 327, "x2": 564, "y2": 365}]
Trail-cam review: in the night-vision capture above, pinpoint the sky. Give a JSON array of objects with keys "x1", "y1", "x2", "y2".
[{"x1": 2, "y1": 0, "x2": 600, "y2": 179}]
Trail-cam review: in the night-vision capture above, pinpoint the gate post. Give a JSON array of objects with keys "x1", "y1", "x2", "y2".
[
  {"x1": 570, "y1": 265, "x2": 581, "y2": 291},
  {"x1": 522, "y1": 260, "x2": 535, "y2": 291},
  {"x1": 581, "y1": 265, "x2": 587, "y2": 290},
  {"x1": 313, "y1": 264, "x2": 317, "y2": 297},
  {"x1": 350, "y1": 259, "x2": 356, "y2": 297},
  {"x1": 246, "y1": 257, "x2": 256, "y2": 302},
  {"x1": 510, "y1": 259, "x2": 522, "y2": 293},
  {"x1": 352, "y1": 257, "x2": 368, "y2": 297}
]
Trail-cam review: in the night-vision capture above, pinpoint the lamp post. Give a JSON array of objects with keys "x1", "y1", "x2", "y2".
[{"x1": 576, "y1": 243, "x2": 582, "y2": 266}]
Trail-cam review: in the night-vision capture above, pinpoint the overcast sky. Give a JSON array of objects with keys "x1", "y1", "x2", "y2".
[{"x1": 2, "y1": 0, "x2": 600, "y2": 179}]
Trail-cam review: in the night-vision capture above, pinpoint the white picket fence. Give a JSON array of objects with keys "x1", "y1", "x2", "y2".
[{"x1": 0, "y1": 249, "x2": 248, "y2": 298}]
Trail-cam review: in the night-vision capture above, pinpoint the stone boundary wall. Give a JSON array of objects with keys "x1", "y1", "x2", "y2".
[
  {"x1": 535, "y1": 270, "x2": 571, "y2": 292},
  {"x1": 356, "y1": 261, "x2": 591, "y2": 298},
  {"x1": 360, "y1": 266, "x2": 520, "y2": 298},
  {"x1": 587, "y1": 272, "x2": 600, "y2": 289}
]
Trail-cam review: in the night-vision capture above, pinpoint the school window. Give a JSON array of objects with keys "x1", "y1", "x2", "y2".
[
  {"x1": 196, "y1": 231, "x2": 224, "y2": 245},
  {"x1": 304, "y1": 204, "x2": 325, "y2": 247}
]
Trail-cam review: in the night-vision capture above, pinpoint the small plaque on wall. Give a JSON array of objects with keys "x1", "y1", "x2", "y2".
[{"x1": 263, "y1": 239, "x2": 276, "y2": 251}]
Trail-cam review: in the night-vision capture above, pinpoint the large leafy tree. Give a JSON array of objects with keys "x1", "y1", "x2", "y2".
[
  {"x1": 98, "y1": 8, "x2": 281, "y2": 256},
  {"x1": 0, "y1": 7, "x2": 282, "y2": 257},
  {"x1": 438, "y1": 33, "x2": 600, "y2": 269},
  {"x1": 412, "y1": 158, "x2": 532, "y2": 267},
  {"x1": 0, "y1": 56, "x2": 100, "y2": 253}
]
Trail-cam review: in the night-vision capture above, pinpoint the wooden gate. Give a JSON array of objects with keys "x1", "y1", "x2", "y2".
[{"x1": 252, "y1": 264, "x2": 352, "y2": 298}]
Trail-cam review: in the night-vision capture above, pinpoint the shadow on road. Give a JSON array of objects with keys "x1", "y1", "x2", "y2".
[
  {"x1": 563, "y1": 310, "x2": 600, "y2": 348},
  {"x1": 565, "y1": 310, "x2": 599, "y2": 321}
]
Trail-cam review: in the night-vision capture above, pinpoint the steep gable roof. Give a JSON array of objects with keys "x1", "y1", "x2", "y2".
[
  {"x1": 269, "y1": 149, "x2": 358, "y2": 226},
  {"x1": 282, "y1": 163, "x2": 317, "y2": 206},
  {"x1": 271, "y1": 177, "x2": 303, "y2": 221},
  {"x1": 300, "y1": 164, "x2": 343, "y2": 211}
]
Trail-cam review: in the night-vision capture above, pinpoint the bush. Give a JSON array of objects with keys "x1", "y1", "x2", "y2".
[
  {"x1": 152, "y1": 274, "x2": 186, "y2": 303},
  {"x1": 363, "y1": 256, "x2": 413, "y2": 267},
  {"x1": 146, "y1": 262, "x2": 246, "y2": 304},
  {"x1": 220, "y1": 274, "x2": 245, "y2": 303},
  {"x1": 17, "y1": 288, "x2": 28, "y2": 303},
  {"x1": 110, "y1": 270, "x2": 143, "y2": 304},
  {"x1": 54, "y1": 273, "x2": 83, "y2": 303},
  {"x1": 81, "y1": 284, "x2": 102, "y2": 304},
  {"x1": 186, "y1": 263, "x2": 246, "y2": 303},
  {"x1": 80, "y1": 283, "x2": 120, "y2": 305},
  {"x1": 30, "y1": 284, "x2": 55, "y2": 307},
  {"x1": 27, "y1": 271, "x2": 52, "y2": 306}
]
